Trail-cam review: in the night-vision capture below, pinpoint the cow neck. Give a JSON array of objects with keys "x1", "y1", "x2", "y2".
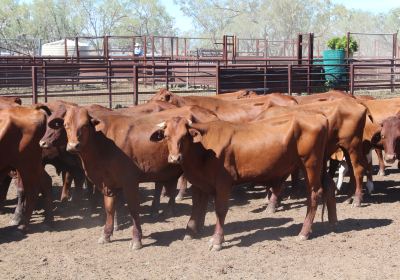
[{"x1": 78, "y1": 128, "x2": 110, "y2": 167}]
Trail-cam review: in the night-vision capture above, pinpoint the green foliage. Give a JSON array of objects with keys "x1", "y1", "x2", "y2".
[{"x1": 326, "y1": 35, "x2": 358, "y2": 53}]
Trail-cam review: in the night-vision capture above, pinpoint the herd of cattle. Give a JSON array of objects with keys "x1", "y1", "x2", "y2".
[{"x1": 1, "y1": 89, "x2": 400, "y2": 251}]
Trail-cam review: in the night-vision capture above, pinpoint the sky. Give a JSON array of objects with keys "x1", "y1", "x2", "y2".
[{"x1": 161, "y1": 0, "x2": 400, "y2": 34}]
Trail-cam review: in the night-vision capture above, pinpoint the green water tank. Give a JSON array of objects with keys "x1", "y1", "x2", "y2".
[{"x1": 322, "y1": 49, "x2": 346, "y2": 86}]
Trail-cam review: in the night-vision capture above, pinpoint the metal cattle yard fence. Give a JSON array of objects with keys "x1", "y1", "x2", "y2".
[{"x1": 0, "y1": 33, "x2": 399, "y2": 107}]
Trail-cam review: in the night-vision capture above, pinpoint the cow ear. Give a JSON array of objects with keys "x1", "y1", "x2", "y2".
[
  {"x1": 371, "y1": 131, "x2": 382, "y2": 146},
  {"x1": 164, "y1": 93, "x2": 171, "y2": 102},
  {"x1": 188, "y1": 128, "x2": 202, "y2": 143},
  {"x1": 90, "y1": 117, "x2": 101, "y2": 127},
  {"x1": 150, "y1": 129, "x2": 165, "y2": 142},
  {"x1": 48, "y1": 118, "x2": 64, "y2": 129},
  {"x1": 35, "y1": 104, "x2": 52, "y2": 116}
]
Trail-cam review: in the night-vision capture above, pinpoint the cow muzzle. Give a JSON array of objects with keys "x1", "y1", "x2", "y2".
[
  {"x1": 168, "y1": 154, "x2": 182, "y2": 164},
  {"x1": 39, "y1": 140, "x2": 49, "y2": 148},
  {"x1": 384, "y1": 153, "x2": 396, "y2": 164},
  {"x1": 66, "y1": 142, "x2": 81, "y2": 153}
]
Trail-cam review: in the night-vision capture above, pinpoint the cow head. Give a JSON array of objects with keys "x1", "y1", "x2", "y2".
[
  {"x1": 378, "y1": 116, "x2": 400, "y2": 164},
  {"x1": 39, "y1": 103, "x2": 67, "y2": 149},
  {"x1": 150, "y1": 117, "x2": 202, "y2": 164},
  {"x1": 151, "y1": 88, "x2": 175, "y2": 104},
  {"x1": 47, "y1": 106, "x2": 99, "y2": 153}
]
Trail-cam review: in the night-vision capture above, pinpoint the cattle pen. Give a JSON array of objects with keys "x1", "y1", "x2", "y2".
[{"x1": 1, "y1": 33, "x2": 399, "y2": 108}]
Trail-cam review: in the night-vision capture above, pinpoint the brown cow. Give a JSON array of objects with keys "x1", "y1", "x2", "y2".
[
  {"x1": 50, "y1": 105, "x2": 218, "y2": 249},
  {"x1": 151, "y1": 111, "x2": 336, "y2": 251},
  {"x1": 149, "y1": 89, "x2": 297, "y2": 122},
  {"x1": 39, "y1": 101, "x2": 187, "y2": 213},
  {"x1": 373, "y1": 115, "x2": 400, "y2": 165},
  {"x1": 0, "y1": 106, "x2": 53, "y2": 230},
  {"x1": 259, "y1": 98, "x2": 370, "y2": 207}
]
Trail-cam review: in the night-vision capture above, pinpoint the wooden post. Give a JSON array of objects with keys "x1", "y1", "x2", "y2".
[
  {"x1": 32, "y1": 66, "x2": 38, "y2": 104},
  {"x1": 346, "y1": 32, "x2": 350, "y2": 59},
  {"x1": 133, "y1": 65, "x2": 139, "y2": 105},
  {"x1": 161, "y1": 37, "x2": 165, "y2": 57}
]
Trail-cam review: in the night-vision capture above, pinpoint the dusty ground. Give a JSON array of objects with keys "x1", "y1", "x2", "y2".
[{"x1": 0, "y1": 156, "x2": 400, "y2": 280}]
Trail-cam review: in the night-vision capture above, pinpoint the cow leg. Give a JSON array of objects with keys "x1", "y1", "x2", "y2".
[
  {"x1": 209, "y1": 183, "x2": 230, "y2": 251},
  {"x1": 298, "y1": 166, "x2": 323, "y2": 240},
  {"x1": 365, "y1": 150, "x2": 374, "y2": 194},
  {"x1": 114, "y1": 190, "x2": 125, "y2": 231},
  {"x1": 375, "y1": 149, "x2": 386, "y2": 176},
  {"x1": 322, "y1": 171, "x2": 338, "y2": 226},
  {"x1": 265, "y1": 184, "x2": 283, "y2": 214},
  {"x1": 10, "y1": 175, "x2": 24, "y2": 226},
  {"x1": 98, "y1": 195, "x2": 116, "y2": 244},
  {"x1": 336, "y1": 160, "x2": 348, "y2": 191},
  {"x1": 123, "y1": 184, "x2": 143, "y2": 250},
  {"x1": 162, "y1": 179, "x2": 178, "y2": 217},
  {"x1": 16, "y1": 173, "x2": 41, "y2": 231},
  {"x1": 40, "y1": 171, "x2": 54, "y2": 225},
  {"x1": 151, "y1": 182, "x2": 163, "y2": 217},
  {"x1": 0, "y1": 175, "x2": 12, "y2": 211},
  {"x1": 60, "y1": 170, "x2": 73, "y2": 203},
  {"x1": 185, "y1": 186, "x2": 209, "y2": 239},
  {"x1": 176, "y1": 175, "x2": 188, "y2": 201},
  {"x1": 346, "y1": 148, "x2": 368, "y2": 207}
]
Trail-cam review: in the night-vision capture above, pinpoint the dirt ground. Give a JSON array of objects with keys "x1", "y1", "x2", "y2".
[{"x1": 0, "y1": 154, "x2": 400, "y2": 280}]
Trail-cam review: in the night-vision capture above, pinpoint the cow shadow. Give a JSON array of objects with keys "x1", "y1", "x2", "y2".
[
  {"x1": 226, "y1": 218, "x2": 392, "y2": 248},
  {"x1": 0, "y1": 226, "x2": 28, "y2": 244},
  {"x1": 145, "y1": 217, "x2": 293, "y2": 247}
]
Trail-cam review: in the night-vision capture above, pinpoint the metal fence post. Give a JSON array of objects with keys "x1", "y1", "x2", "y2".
[
  {"x1": 297, "y1": 34, "x2": 303, "y2": 65},
  {"x1": 288, "y1": 64, "x2": 292, "y2": 95},
  {"x1": 32, "y1": 66, "x2": 38, "y2": 104},
  {"x1": 133, "y1": 65, "x2": 138, "y2": 105},
  {"x1": 42, "y1": 61, "x2": 47, "y2": 102},
  {"x1": 216, "y1": 61, "x2": 220, "y2": 94},
  {"x1": 107, "y1": 60, "x2": 112, "y2": 108},
  {"x1": 350, "y1": 64, "x2": 354, "y2": 95},
  {"x1": 75, "y1": 37, "x2": 80, "y2": 63},
  {"x1": 165, "y1": 60, "x2": 169, "y2": 90}
]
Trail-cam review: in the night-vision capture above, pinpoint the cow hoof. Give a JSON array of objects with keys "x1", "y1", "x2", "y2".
[
  {"x1": 344, "y1": 197, "x2": 353, "y2": 205},
  {"x1": 297, "y1": 234, "x2": 309, "y2": 241},
  {"x1": 378, "y1": 169, "x2": 386, "y2": 176},
  {"x1": 129, "y1": 241, "x2": 143, "y2": 250},
  {"x1": 9, "y1": 218, "x2": 20, "y2": 226},
  {"x1": 265, "y1": 204, "x2": 277, "y2": 214},
  {"x1": 209, "y1": 243, "x2": 222, "y2": 251},
  {"x1": 151, "y1": 211, "x2": 160, "y2": 219},
  {"x1": 366, "y1": 181, "x2": 374, "y2": 194},
  {"x1": 176, "y1": 194, "x2": 184, "y2": 201},
  {"x1": 352, "y1": 197, "x2": 362, "y2": 208},
  {"x1": 183, "y1": 234, "x2": 193, "y2": 241},
  {"x1": 114, "y1": 225, "x2": 120, "y2": 232},
  {"x1": 97, "y1": 235, "x2": 111, "y2": 244},
  {"x1": 17, "y1": 224, "x2": 27, "y2": 232}
]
